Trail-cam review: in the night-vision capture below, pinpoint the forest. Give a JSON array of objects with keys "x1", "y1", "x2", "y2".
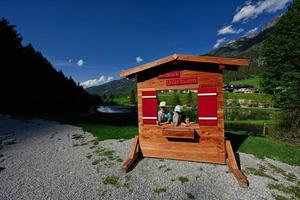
[{"x1": 0, "y1": 18, "x2": 101, "y2": 116}]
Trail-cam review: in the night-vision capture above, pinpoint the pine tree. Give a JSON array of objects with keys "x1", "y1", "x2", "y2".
[
  {"x1": 261, "y1": 0, "x2": 300, "y2": 129},
  {"x1": 185, "y1": 91, "x2": 193, "y2": 106},
  {"x1": 170, "y1": 93, "x2": 181, "y2": 107},
  {"x1": 129, "y1": 90, "x2": 136, "y2": 105}
]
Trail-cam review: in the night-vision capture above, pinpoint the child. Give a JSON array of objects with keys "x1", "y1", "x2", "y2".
[
  {"x1": 172, "y1": 105, "x2": 182, "y2": 127},
  {"x1": 182, "y1": 115, "x2": 195, "y2": 127},
  {"x1": 157, "y1": 101, "x2": 171, "y2": 126}
]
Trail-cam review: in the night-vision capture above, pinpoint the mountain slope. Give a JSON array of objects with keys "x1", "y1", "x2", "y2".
[
  {"x1": 86, "y1": 78, "x2": 137, "y2": 96},
  {"x1": 85, "y1": 16, "x2": 281, "y2": 96},
  {"x1": 208, "y1": 16, "x2": 280, "y2": 82},
  {"x1": 0, "y1": 18, "x2": 101, "y2": 115}
]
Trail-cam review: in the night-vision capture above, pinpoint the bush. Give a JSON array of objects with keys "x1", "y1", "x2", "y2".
[
  {"x1": 225, "y1": 121, "x2": 278, "y2": 136},
  {"x1": 225, "y1": 107, "x2": 279, "y2": 121}
]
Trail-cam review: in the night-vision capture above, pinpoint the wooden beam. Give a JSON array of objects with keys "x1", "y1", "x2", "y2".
[
  {"x1": 177, "y1": 54, "x2": 250, "y2": 67},
  {"x1": 122, "y1": 136, "x2": 140, "y2": 172},
  {"x1": 120, "y1": 54, "x2": 250, "y2": 78},
  {"x1": 120, "y1": 55, "x2": 177, "y2": 78},
  {"x1": 225, "y1": 140, "x2": 249, "y2": 188},
  {"x1": 162, "y1": 128, "x2": 194, "y2": 139}
]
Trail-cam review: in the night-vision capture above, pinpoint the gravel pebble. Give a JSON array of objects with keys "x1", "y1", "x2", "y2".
[{"x1": 0, "y1": 115, "x2": 299, "y2": 200}]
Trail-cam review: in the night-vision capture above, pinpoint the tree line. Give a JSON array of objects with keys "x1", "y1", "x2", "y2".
[
  {"x1": 261, "y1": 0, "x2": 300, "y2": 139},
  {"x1": 0, "y1": 18, "x2": 101, "y2": 115}
]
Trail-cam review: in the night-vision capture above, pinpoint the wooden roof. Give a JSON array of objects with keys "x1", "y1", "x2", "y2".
[{"x1": 120, "y1": 54, "x2": 250, "y2": 78}]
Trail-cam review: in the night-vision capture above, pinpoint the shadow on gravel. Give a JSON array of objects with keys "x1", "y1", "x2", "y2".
[
  {"x1": 0, "y1": 166, "x2": 5, "y2": 172},
  {"x1": 225, "y1": 131, "x2": 249, "y2": 169},
  {"x1": 225, "y1": 131, "x2": 249, "y2": 152},
  {"x1": 126, "y1": 154, "x2": 144, "y2": 173}
]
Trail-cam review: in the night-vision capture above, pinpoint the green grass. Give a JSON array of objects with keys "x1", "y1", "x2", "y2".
[
  {"x1": 226, "y1": 119, "x2": 276, "y2": 125},
  {"x1": 272, "y1": 194, "x2": 290, "y2": 200},
  {"x1": 245, "y1": 165, "x2": 278, "y2": 181},
  {"x1": 158, "y1": 164, "x2": 167, "y2": 169},
  {"x1": 230, "y1": 77, "x2": 262, "y2": 89},
  {"x1": 268, "y1": 183, "x2": 300, "y2": 199},
  {"x1": 224, "y1": 92, "x2": 273, "y2": 103},
  {"x1": 113, "y1": 96, "x2": 130, "y2": 105},
  {"x1": 267, "y1": 163, "x2": 297, "y2": 182},
  {"x1": 178, "y1": 176, "x2": 189, "y2": 184},
  {"x1": 102, "y1": 175, "x2": 120, "y2": 187},
  {"x1": 92, "y1": 159, "x2": 101, "y2": 165},
  {"x1": 158, "y1": 92, "x2": 198, "y2": 106},
  {"x1": 77, "y1": 124, "x2": 137, "y2": 141},
  {"x1": 231, "y1": 132, "x2": 300, "y2": 166},
  {"x1": 93, "y1": 140, "x2": 99, "y2": 145},
  {"x1": 186, "y1": 193, "x2": 195, "y2": 199},
  {"x1": 153, "y1": 187, "x2": 167, "y2": 194}
]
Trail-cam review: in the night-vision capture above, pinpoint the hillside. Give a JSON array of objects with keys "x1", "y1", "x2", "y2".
[
  {"x1": 208, "y1": 16, "x2": 281, "y2": 82},
  {"x1": 0, "y1": 18, "x2": 101, "y2": 115},
  {"x1": 86, "y1": 78, "x2": 136, "y2": 96},
  {"x1": 85, "y1": 16, "x2": 280, "y2": 97}
]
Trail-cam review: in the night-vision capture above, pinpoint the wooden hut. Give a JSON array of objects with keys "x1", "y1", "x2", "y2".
[{"x1": 120, "y1": 54, "x2": 250, "y2": 187}]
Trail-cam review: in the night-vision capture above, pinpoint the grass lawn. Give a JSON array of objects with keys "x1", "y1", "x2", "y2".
[
  {"x1": 226, "y1": 120, "x2": 278, "y2": 125},
  {"x1": 229, "y1": 77, "x2": 262, "y2": 89},
  {"x1": 228, "y1": 132, "x2": 300, "y2": 166},
  {"x1": 113, "y1": 96, "x2": 130, "y2": 105},
  {"x1": 224, "y1": 92, "x2": 273, "y2": 103},
  {"x1": 77, "y1": 123, "x2": 137, "y2": 141},
  {"x1": 53, "y1": 112, "x2": 299, "y2": 166}
]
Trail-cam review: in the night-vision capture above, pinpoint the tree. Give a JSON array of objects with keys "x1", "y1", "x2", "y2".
[
  {"x1": 170, "y1": 93, "x2": 181, "y2": 107},
  {"x1": 185, "y1": 91, "x2": 193, "y2": 106},
  {"x1": 103, "y1": 93, "x2": 107, "y2": 101},
  {"x1": 261, "y1": 0, "x2": 300, "y2": 130},
  {"x1": 108, "y1": 93, "x2": 114, "y2": 102},
  {"x1": 129, "y1": 90, "x2": 136, "y2": 105},
  {"x1": 0, "y1": 18, "x2": 101, "y2": 115}
]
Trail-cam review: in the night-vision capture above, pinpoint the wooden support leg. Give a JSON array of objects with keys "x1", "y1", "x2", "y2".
[
  {"x1": 225, "y1": 140, "x2": 249, "y2": 188},
  {"x1": 122, "y1": 136, "x2": 140, "y2": 172}
]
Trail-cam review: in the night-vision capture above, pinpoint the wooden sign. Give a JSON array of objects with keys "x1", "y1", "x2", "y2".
[
  {"x1": 157, "y1": 70, "x2": 180, "y2": 79},
  {"x1": 166, "y1": 77, "x2": 198, "y2": 86}
]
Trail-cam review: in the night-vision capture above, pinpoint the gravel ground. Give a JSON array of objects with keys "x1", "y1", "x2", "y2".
[{"x1": 0, "y1": 115, "x2": 299, "y2": 200}]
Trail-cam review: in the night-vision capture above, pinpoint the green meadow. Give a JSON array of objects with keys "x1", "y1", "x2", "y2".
[{"x1": 55, "y1": 89, "x2": 300, "y2": 166}]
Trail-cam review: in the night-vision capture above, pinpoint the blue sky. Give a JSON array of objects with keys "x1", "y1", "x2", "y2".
[{"x1": 0, "y1": 0, "x2": 291, "y2": 88}]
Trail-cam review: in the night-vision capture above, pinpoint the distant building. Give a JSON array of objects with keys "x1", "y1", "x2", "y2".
[{"x1": 223, "y1": 84, "x2": 258, "y2": 93}]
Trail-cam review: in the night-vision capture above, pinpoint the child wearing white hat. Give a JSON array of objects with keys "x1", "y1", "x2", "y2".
[
  {"x1": 172, "y1": 105, "x2": 182, "y2": 126},
  {"x1": 157, "y1": 101, "x2": 171, "y2": 126}
]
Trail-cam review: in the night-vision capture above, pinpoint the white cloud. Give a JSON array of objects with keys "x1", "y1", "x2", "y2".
[
  {"x1": 76, "y1": 59, "x2": 84, "y2": 67},
  {"x1": 213, "y1": 37, "x2": 226, "y2": 49},
  {"x1": 136, "y1": 56, "x2": 143, "y2": 64},
  {"x1": 80, "y1": 75, "x2": 114, "y2": 88},
  {"x1": 217, "y1": 25, "x2": 244, "y2": 35},
  {"x1": 246, "y1": 27, "x2": 258, "y2": 35},
  {"x1": 233, "y1": 0, "x2": 291, "y2": 23}
]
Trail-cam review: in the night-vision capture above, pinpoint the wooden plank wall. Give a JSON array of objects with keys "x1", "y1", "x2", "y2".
[{"x1": 137, "y1": 66, "x2": 226, "y2": 164}]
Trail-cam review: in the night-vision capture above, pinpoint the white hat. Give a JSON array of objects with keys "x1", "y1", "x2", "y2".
[
  {"x1": 174, "y1": 105, "x2": 181, "y2": 112},
  {"x1": 159, "y1": 101, "x2": 167, "y2": 107}
]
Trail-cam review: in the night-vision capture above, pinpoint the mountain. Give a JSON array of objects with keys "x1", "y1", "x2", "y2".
[
  {"x1": 85, "y1": 16, "x2": 281, "y2": 96},
  {"x1": 207, "y1": 16, "x2": 281, "y2": 82},
  {"x1": 86, "y1": 78, "x2": 136, "y2": 96},
  {"x1": 0, "y1": 18, "x2": 101, "y2": 115}
]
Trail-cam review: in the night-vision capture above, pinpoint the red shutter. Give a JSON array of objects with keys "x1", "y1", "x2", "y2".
[
  {"x1": 142, "y1": 91, "x2": 157, "y2": 124},
  {"x1": 198, "y1": 87, "x2": 218, "y2": 126}
]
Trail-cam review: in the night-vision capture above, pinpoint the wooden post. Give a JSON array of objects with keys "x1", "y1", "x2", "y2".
[
  {"x1": 225, "y1": 140, "x2": 249, "y2": 188},
  {"x1": 263, "y1": 123, "x2": 266, "y2": 136},
  {"x1": 122, "y1": 136, "x2": 140, "y2": 172}
]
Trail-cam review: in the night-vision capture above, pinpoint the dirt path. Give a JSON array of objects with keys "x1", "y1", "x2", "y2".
[{"x1": 0, "y1": 115, "x2": 299, "y2": 200}]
